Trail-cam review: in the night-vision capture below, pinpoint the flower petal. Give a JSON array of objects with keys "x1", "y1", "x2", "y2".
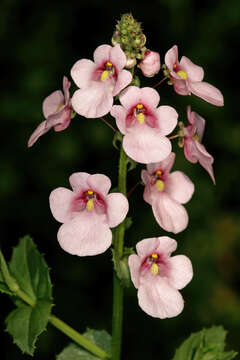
[
  {"x1": 71, "y1": 85, "x2": 113, "y2": 118},
  {"x1": 138, "y1": 87, "x2": 160, "y2": 109},
  {"x1": 113, "y1": 69, "x2": 132, "y2": 96},
  {"x1": 71, "y1": 59, "x2": 96, "y2": 89},
  {"x1": 194, "y1": 141, "x2": 215, "y2": 183},
  {"x1": 165, "y1": 45, "x2": 178, "y2": 71},
  {"x1": 106, "y1": 193, "x2": 129, "y2": 228},
  {"x1": 27, "y1": 120, "x2": 50, "y2": 147},
  {"x1": 138, "y1": 277, "x2": 184, "y2": 318},
  {"x1": 136, "y1": 237, "x2": 160, "y2": 258},
  {"x1": 173, "y1": 79, "x2": 190, "y2": 95},
  {"x1": 168, "y1": 255, "x2": 193, "y2": 289},
  {"x1": 69, "y1": 172, "x2": 90, "y2": 193},
  {"x1": 152, "y1": 193, "x2": 189, "y2": 233},
  {"x1": 42, "y1": 90, "x2": 64, "y2": 118},
  {"x1": 180, "y1": 56, "x2": 204, "y2": 82},
  {"x1": 189, "y1": 81, "x2": 224, "y2": 106},
  {"x1": 166, "y1": 171, "x2": 194, "y2": 204},
  {"x1": 128, "y1": 254, "x2": 141, "y2": 288},
  {"x1": 119, "y1": 86, "x2": 141, "y2": 109},
  {"x1": 193, "y1": 111, "x2": 205, "y2": 142},
  {"x1": 110, "y1": 105, "x2": 127, "y2": 134},
  {"x1": 49, "y1": 187, "x2": 74, "y2": 223},
  {"x1": 63, "y1": 76, "x2": 71, "y2": 104},
  {"x1": 87, "y1": 174, "x2": 111, "y2": 196},
  {"x1": 155, "y1": 105, "x2": 178, "y2": 135},
  {"x1": 109, "y1": 44, "x2": 127, "y2": 71},
  {"x1": 155, "y1": 236, "x2": 177, "y2": 255},
  {"x1": 147, "y1": 152, "x2": 176, "y2": 174},
  {"x1": 57, "y1": 213, "x2": 112, "y2": 256},
  {"x1": 93, "y1": 44, "x2": 112, "y2": 65},
  {"x1": 123, "y1": 126, "x2": 172, "y2": 164}
]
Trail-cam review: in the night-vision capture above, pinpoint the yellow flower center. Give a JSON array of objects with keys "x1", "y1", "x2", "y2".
[
  {"x1": 135, "y1": 103, "x2": 145, "y2": 124},
  {"x1": 177, "y1": 70, "x2": 187, "y2": 80},
  {"x1": 151, "y1": 263, "x2": 159, "y2": 275},
  {"x1": 86, "y1": 190, "x2": 95, "y2": 211},
  {"x1": 100, "y1": 62, "x2": 114, "y2": 82},
  {"x1": 156, "y1": 179, "x2": 164, "y2": 192},
  {"x1": 193, "y1": 134, "x2": 199, "y2": 141}
]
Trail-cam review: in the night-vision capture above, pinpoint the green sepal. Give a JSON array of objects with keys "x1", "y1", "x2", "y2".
[
  {"x1": 57, "y1": 329, "x2": 111, "y2": 360},
  {"x1": 172, "y1": 326, "x2": 238, "y2": 360},
  {"x1": 112, "y1": 246, "x2": 134, "y2": 288},
  {"x1": 112, "y1": 131, "x2": 123, "y2": 150},
  {"x1": 6, "y1": 300, "x2": 52, "y2": 356},
  {"x1": 126, "y1": 154, "x2": 137, "y2": 172}
]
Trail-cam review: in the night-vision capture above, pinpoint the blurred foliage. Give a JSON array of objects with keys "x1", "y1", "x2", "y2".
[{"x1": 0, "y1": 0, "x2": 240, "y2": 359}]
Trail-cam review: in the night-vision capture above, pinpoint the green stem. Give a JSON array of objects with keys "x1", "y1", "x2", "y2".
[
  {"x1": 3, "y1": 265, "x2": 110, "y2": 359},
  {"x1": 49, "y1": 315, "x2": 110, "y2": 359},
  {"x1": 112, "y1": 145, "x2": 128, "y2": 360}
]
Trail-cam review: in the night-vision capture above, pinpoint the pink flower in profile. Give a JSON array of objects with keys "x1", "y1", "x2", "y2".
[
  {"x1": 28, "y1": 76, "x2": 72, "y2": 147},
  {"x1": 183, "y1": 106, "x2": 215, "y2": 184},
  {"x1": 50, "y1": 172, "x2": 129, "y2": 256},
  {"x1": 110, "y1": 86, "x2": 178, "y2": 164},
  {"x1": 140, "y1": 51, "x2": 161, "y2": 77},
  {"x1": 71, "y1": 44, "x2": 132, "y2": 118},
  {"x1": 141, "y1": 153, "x2": 194, "y2": 233},
  {"x1": 164, "y1": 45, "x2": 224, "y2": 107},
  {"x1": 128, "y1": 236, "x2": 193, "y2": 318}
]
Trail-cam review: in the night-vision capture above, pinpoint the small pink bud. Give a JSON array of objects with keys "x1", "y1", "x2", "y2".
[{"x1": 140, "y1": 51, "x2": 161, "y2": 77}]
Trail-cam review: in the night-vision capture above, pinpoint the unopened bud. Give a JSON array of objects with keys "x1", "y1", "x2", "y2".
[
  {"x1": 140, "y1": 51, "x2": 161, "y2": 77},
  {"x1": 125, "y1": 57, "x2": 137, "y2": 69}
]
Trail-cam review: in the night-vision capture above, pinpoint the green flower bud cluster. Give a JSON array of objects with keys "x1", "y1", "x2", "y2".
[{"x1": 112, "y1": 13, "x2": 147, "y2": 64}]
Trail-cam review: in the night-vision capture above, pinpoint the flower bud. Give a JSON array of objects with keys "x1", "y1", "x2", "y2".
[
  {"x1": 125, "y1": 57, "x2": 137, "y2": 69},
  {"x1": 140, "y1": 51, "x2": 161, "y2": 77}
]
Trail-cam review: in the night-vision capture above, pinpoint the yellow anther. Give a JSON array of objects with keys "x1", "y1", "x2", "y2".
[
  {"x1": 156, "y1": 180, "x2": 165, "y2": 192},
  {"x1": 100, "y1": 70, "x2": 109, "y2": 82},
  {"x1": 137, "y1": 113, "x2": 145, "y2": 124},
  {"x1": 156, "y1": 170, "x2": 162, "y2": 175},
  {"x1": 193, "y1": 134, "x2": 199, "y2": 141},
  {"x1": 87, "y1": 190, "x2": 94, "y2": 195},
  {"x1": 151, "y1": 253, "x2": 158, "y2": 259},
  {"x1": 106, "y1": 61, "x2": 113, "y2": 67},
  {"x1": 177, "y1": 70, "x2": 187, "y2": 80},
  {"x1": 173, "y1": 64, "x2": 177, "y2": 69},
  {"x1": 86, "y1": 199, "x2": 94, "y2": 211},
  {"x1": 136, "y1": 103, "x2": 144, "y2": 109},
  {"x1": 151, "y1": 263, "x2": 159, "y2": 275}
]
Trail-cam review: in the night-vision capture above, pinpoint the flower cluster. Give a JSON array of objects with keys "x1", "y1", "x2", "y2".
[{"x1": 28, "y1": 14, "x2": 224, "y2": 320}]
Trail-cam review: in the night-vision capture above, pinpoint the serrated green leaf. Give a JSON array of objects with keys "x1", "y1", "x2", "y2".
[
  {"x1": 6, "y1": 300, "x2": 52, "y2": 355},
  {"x1": 9, "y1": 235, "x2": 52, "y2": 302},
  {"x1": 172, "y1": 326, "x2": 238, "y2": 360},
  {"x1": 57, "y1": 329, "x2": 111, "y2": 360}
]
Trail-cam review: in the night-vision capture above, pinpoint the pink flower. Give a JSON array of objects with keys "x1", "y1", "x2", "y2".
[
  {"x1": 128, "y1": 236, "x2": 193, "y2": 318},
  {"x1": 71, "y1": 44, "x2": 132, "y2": 118},
  {"x1": 28, "y1": 76, "x2": 72, "y2": 147},
  {"x1": 140, "y1": 51, "x2": 161, "y2": 77},
  {"x1": 110, "y1": 86, "x2": 178, "y2": 164},
  {"x1": 164, "y1": 45, "x2": 224, "y2": 107},
  {"x1": 141, "y1": 153, "x2": 194, "y2": 233},
  {"x1": 183, "y1": 106, "x2": 215, "y2": 183},
  {"x1": 49, "y1": 172, "x2": 129, "y2": 256}
]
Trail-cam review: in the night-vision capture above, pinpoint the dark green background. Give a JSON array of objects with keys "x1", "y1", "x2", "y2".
[{"x1": 1, "y1": 0, "x2": 239, "y2": 359}]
